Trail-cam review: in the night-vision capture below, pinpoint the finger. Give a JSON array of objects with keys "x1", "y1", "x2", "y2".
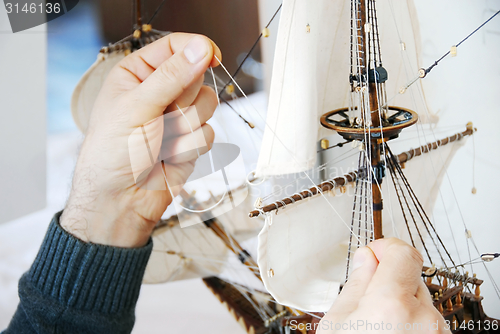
[
  {"x1": 163, "y1": 86, "x2": 218, "y2": 138},
  {"x1": 325, "y1": 246, "x2": 378, "y2": 316},
  {"x1": 137, "y1": 159, "x2": 196, "y2": 195},
  {"x1": 134, "y1": 159, "x2": 198, "y2": 220},
  {"x1": 160, "y1": 124, "x2": 215, "y2": 164},
  {"x1": 365, "y1": 238, "x2": 424, "y2": 298},
  {"x1": 124, "y1": 35, "x2": 220, "y2": 126},
  {"x1": 114, "y1": 33, "x2": 222, "y2": 84},
  {"x1": 132, "y1": 33, "x2": 222, "y2": 72},
  {"x1": 165, "y1": 74, "x2": 204, "y2": 113}
]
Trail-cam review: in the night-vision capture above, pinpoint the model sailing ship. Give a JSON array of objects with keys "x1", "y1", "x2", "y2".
[{"x1": 71, "y1": 0, "x2": 500, "y2": 333}]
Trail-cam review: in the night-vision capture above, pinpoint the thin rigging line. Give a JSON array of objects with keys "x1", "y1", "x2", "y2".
[
  {"x1": 387, "y1": 2, "x2": 471, "y2": 270},
  {"x1": 147, "y1": 0, "x2": 168, "y2": 25},
  {"x1": 387, "y1": 145, "x2": 455, "y2": 268},
  {"x1": 424, "y1": 9, "x2": 500, "y2": 75},
  {"x1": 218, "y1": 4, "x2": 283, "y2": 98}
]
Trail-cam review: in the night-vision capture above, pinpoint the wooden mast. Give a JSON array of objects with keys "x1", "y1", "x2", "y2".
[
  {"x1": 359, "y1": 0, "x2": 383, "y2": 239},
  {"x1": 136, "y1": 0, "x2": 142, "y2": 27},
  {"x1": 179, "y1": 190, "x2": 262, "y2": 282},
  {"x1": 371, "y1": 143, "x2": 383, "y2": 239}
]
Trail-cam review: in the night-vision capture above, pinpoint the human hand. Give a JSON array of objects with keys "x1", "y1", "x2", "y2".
[
  {"x1": 60, "y1": 33, "x2": 221, "y2": 248},
  {"x1": 318, "y1": 238, "x2": 450, "y2": 333}
]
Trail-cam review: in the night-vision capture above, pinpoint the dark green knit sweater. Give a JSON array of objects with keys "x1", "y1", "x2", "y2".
[{"x1": 3, "y1": 212, "x2": 153, "y2": 334}]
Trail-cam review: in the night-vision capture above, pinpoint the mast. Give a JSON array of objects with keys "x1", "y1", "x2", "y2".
[
  {"x1": 371, "y1": 143, "x2": 383, "y2": 239},
  {"x1": 179, "y1": 190, "x2": 261, "y2": 281},
  {"x1": 136, "y1": 0, "x2": 142, "y2": 27},
  {"x1": 359, "y1": 0, "x2": 383, "y2": 239}
]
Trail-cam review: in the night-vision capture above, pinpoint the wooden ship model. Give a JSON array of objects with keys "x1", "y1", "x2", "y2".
[
  {"x1": 244, "y1": 0, "x2": 500, "y2": 333},
  {"x1": 70, "y1": 0, "x2": 500, "y2": 333}
]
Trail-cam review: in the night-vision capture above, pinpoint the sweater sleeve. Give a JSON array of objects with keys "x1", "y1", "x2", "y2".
[{"x1": 3, "y1": 211, "x2": 153, "y2": 334}]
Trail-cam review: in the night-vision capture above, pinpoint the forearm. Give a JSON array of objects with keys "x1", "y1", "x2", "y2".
[
  {"x1": 3, "y1": 33, "x2": 219, "y2": 334},
  {"x1": 4, "y1": 212, "x2": 153, "y2": 334},
  {"x1": 59, "y1": 156, "x2": 158, "y2": 249}
]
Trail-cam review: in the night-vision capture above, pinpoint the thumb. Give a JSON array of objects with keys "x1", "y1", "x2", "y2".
[
  {"x1": 325, "y1": 246, "x2": 378, "y2": 316},
  {"x1": 128, "y1": 36, "x2": 216, "y2": 126}
]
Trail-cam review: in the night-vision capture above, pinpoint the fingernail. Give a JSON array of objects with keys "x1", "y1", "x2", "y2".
[
  {"x1": 184, "y1": 37, "x2": 208, "y2": 64},
  {"x1": 352, "y1": 248, "x2": 366, "y2": 271}
]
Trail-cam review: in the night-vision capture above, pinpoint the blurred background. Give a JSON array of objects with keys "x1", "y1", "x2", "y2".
[
  {"x1": 1, "y1": 0, "x2": 499, "y2": 333},
  {"x1": 48, "y1": 0, "x2": 267, "y2": 133}
]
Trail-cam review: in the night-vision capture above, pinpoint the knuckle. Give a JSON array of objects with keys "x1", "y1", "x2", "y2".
[
  {"x1": 400, "y1": 243, "x2": 424, "y2": 265},
  {"x1": 387, "y1": 238, "x2": 423, "y2": 266},
  {"x1": 158, "y1": 59, "x2": 186, "y2": 88}
]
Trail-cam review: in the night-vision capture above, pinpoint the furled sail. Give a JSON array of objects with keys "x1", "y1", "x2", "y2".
[
  {"x1": 72, "y1": 52, "x2": 126, "y2": 133},
  {"x1": 257, "y1": 132, "x2": 469, "y2": 311},
  {"x1": 256, "y1": 0, "x2": 435, "y2": 177},
  {"x1": 143, "y1": 216, "x2": 229, "y2": 283},
  {"x1": 144, "y1": 186, "x2": 264, "y2": 283}
]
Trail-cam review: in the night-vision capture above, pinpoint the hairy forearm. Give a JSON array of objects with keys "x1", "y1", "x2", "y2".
[{"x1": 60, "y1": 161, "x2": 154, "y2": 248}]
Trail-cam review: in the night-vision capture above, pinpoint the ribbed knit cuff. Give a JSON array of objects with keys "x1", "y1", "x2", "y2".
[{"x1": 27, "y1": 211, "x2": 153, "y2": 315}]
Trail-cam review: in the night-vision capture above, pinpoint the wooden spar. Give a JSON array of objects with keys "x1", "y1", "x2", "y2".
[
  {"x1": 397, "y1": 123, "x2": 475, "y2": 163},
  {"x1": 202, "y1": 277, "x2": 270, "y2": 334},
  {"x1": 249, "y1": 172, "x2": 358, "y2": 218},
  {"x1": 248, "y1": 126, "x2": 475, "y2": 218}
]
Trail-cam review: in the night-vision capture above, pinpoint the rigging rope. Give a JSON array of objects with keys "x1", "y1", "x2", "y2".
[
  {"x1": 386, "y1": 144, "x2": 457, "y2": 268},
  {"x1": 146, "y1": 0, "x2": 167, "y2": 25},
  {"x1": 386, "y1": 147, "x2": 432, "y2": 262},
  {"x1": 424, "y1": 9, "x2": 500, "y2": 76},
  {"x1": 218, "y1": 4, "x2": 283, "y2": 99}
]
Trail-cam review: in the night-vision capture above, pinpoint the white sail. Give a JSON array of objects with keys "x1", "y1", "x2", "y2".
[
  {"x1": 256, "y1": 0, "x2": 436, "y2": 177},
  {"x1": 257, "y1": 134, "x2": 467, "y2": 311}
]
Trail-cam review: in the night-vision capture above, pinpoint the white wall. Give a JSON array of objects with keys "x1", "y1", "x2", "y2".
[
  {"x1": 415, "y1": 0, "x2": 500, "y2": 318},
  {"x1": 0, "y1": 8, "x2": 47, "y2": 223}
]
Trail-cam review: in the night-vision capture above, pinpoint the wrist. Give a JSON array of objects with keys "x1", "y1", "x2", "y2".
[{"x1": 61, "y1": 191, "x2": 154, "y2": 248}]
